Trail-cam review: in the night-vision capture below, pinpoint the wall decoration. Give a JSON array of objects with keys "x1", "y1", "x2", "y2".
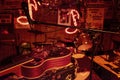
[
  {"x1": 58, "y1": 9, "x2": 71, "y2": 26},
  {"x1": 86, "y1": 2, "x2": 104, "y2": 29}
]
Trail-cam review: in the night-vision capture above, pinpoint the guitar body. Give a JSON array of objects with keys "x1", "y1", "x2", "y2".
[{"x1": 21, "y1": 53, "x2": 72, "y2": 79}]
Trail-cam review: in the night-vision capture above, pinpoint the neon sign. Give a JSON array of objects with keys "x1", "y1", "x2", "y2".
[
  {"x1": 17, "y1": 0, "x2": 81, "y2": 34},
  {"x1": 17, "y1": 0, "x2": 38, "y2": 25},
  {"x1": 17, "y1": 16, "x2": 29, "y2": 25},
  {"x1": 65, "y1": 9, "x2": 80, "y2": 34},
  {"x1": 28, "y1": 0, "x2": 38, "y2": 20}
]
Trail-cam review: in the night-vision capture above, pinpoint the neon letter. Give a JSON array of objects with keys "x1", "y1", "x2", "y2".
[{"x1": 65, "y1": 9, "x2": 80, "y2": 34}]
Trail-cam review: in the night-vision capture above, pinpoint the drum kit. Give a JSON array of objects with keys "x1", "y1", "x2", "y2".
[
  {"x1": 27, "y1": 29, "x2": 93, "y2": 80},
  {"x1": 30, "y1": 31, "x2": 93, "y2": 60}
]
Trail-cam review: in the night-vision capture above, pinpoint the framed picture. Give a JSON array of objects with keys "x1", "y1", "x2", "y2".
[{"x1": 58, "y1": 9, "x2": 71, "y2": 26}]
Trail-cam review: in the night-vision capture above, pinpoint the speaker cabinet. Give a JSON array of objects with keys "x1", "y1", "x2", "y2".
[{"x1": 0, "y1": 13, "x2": 14, "y2": 34}]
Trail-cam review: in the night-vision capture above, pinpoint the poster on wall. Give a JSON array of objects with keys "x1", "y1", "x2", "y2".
[
  {"x1": 58, "y1": 9, "x2": 71, "y2": 26},
  {"x1": 86, "y1": 2, "x2": 104, "y2": 30}
]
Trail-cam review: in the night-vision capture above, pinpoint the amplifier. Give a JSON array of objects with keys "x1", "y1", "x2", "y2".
[{"x1": 0, "y1": 13, "x2": 14, "y2": 34}]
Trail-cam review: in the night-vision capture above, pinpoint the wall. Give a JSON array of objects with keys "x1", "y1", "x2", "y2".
[{"x1": 15, "y1": 24, "x2": 76, "y2": 46}]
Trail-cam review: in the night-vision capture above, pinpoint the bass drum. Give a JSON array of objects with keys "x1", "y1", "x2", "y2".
[{"x1": 77, "y1": 33, "x2": 92, "y2": 51}]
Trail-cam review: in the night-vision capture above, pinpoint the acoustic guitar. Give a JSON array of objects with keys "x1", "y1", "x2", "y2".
[{"x1": 21, "y1": 47, "x2": 72, "y2": 79}]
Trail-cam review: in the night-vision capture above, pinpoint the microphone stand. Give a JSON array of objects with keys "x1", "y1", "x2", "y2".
[{"x1": 89, "y1": 33, "x2": 100, "y2": 80}]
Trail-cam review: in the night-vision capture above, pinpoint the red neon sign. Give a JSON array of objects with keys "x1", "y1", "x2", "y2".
[
  {"x1": 17, "y1": 0, "x2": 38, "y2": 25},
  {"x1": 17, "y1": 0, "x2": 81, "y2": 35}
]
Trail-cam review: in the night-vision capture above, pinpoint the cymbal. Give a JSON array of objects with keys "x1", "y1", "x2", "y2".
[{"x1": 72, "y1": 54, "x2": 85, "y2": 59}]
